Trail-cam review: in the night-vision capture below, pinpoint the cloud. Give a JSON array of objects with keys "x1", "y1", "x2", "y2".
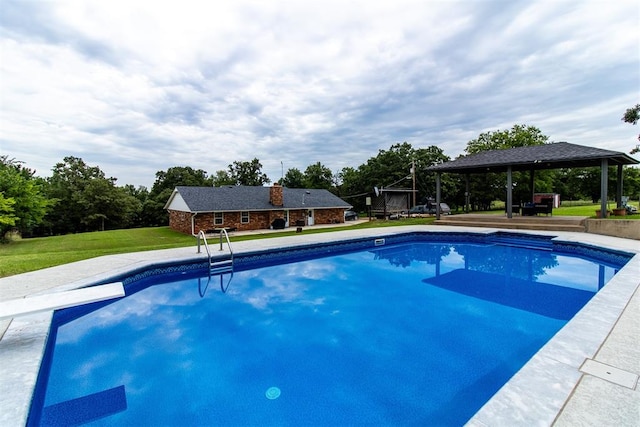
[{"x1": 1, "y1": 0, "x2": 638, "y2": 187}]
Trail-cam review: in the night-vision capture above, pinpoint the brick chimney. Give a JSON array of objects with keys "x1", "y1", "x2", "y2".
[{"x1": 270, "y1": 183, "x2": 284, "y2": 207}]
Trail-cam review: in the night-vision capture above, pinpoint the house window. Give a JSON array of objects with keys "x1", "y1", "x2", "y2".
[
  {"x1": 241, "y1": 211, "x2": 249, "y2": 224},
  {"x1": 214, "y1": 212, "x2": 223, "y2": 225}
]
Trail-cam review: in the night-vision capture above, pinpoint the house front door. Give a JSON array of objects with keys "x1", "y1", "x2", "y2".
[{"x1": 307, "y1": 209, "x2": 315, "y2": 226}]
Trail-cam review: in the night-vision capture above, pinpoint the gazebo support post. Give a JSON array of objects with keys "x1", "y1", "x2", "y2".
[
  {"x1": 600, "y1": 159, "x2": 608, "y2": 218},
  {"x1": 529, "y1": 168, "x2": 535, "y2": 202},
  {"x1": 435, "y1": 173, "x2": 441, "y2": 220},
  {"x1": 465, "y1": 174, "x2": 470, "y2": 213},
  {"x1": 616, "y1": 164, "x2": 623, "y2": 208},
  {"x1": 506, "y1": 166, "x2": 513, "y2": 219}
]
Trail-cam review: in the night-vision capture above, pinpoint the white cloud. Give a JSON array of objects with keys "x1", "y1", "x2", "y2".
[{"x1": 1, "y1": 0, "x2": 638, "y2": 187}]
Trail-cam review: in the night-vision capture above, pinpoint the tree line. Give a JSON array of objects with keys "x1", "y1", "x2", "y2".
[{"x1": 2, "y1": 124, "x2": 639, "y2": 240}]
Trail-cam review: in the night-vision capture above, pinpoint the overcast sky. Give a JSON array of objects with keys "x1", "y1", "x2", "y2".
[{"x1": 1, "y1": 0, "x2": 638, "y2": 188}]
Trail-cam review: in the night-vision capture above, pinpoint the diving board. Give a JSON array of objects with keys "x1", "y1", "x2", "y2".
[{"x1": 0, "y1": 282, "x2": 125, "y2": 320}]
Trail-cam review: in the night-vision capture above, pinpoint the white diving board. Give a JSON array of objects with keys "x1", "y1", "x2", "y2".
[{"x1": 0, "y1": 282, "x2": 125, "y2": 320}]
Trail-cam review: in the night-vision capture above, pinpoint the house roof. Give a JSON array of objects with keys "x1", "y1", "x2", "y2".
[
  {"x1": 165, "y1": 186, "x2": 352, "y2": 213},
  {"x1": 426, "y1": 142, "x2": 639, "y2": 174}
]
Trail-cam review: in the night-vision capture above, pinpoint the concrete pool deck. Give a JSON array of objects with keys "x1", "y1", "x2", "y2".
[{"x1": 0, "y1": 224, "x2": 638, "y2": 426}]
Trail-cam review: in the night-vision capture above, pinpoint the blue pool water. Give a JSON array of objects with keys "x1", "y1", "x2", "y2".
[{"x1": 29, "y1": 236, "x2": 629, "y2": 426}]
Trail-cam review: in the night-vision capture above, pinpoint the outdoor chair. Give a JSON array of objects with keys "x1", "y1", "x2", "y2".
[
  {"x1": 505, "y1": 204, "x2": 521, "y2": 215},
  {"x1": 534, "y1": 198, "x2": 553, "y2": 216},
  {"x1": 622, "y1": 196, "x2": 638, "y2": 215}
]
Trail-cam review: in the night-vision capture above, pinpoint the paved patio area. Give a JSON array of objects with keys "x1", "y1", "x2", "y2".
[{"x1": 1, "y1": 224, "x2": 638, "y2": 426}]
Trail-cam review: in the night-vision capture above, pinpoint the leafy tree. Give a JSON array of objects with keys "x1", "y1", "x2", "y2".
[
  {"x1": 360, "y1": 143, "x2": 451, "y2": 200},
  {"x1": 339, "y1": 145, "x2": 407, "y2": 212},
  {"x1": 211, "y1": 170, "x2": 235, "y2": 187},
  {"x1": 282, "y1": 168, "x2": 306, "y2": 188},
  {"x1": 359, "y1": 142, "x2": 417, "y2": 190},
  {"x1": 465, "y1": 124, "x2": 549, "y2": 154},
  {"x1": 464, "y1": 125, "x2": 550, "y2": 207},
  {"x1": 227, "y1": 158, "x2": 270, "y2": 186},
  {"x1": 46, "y1": 156, "x2": 106, "y2": 233},
  {"x1": 82, "y1": 178, "x2": 113, "y2": 230},
  {"x1": 336, "y1": 142, "x2": 451, "y2": 212},
  {"x1": 144, "y1": 166, "x2": 212, "y2": 226},
  {"x1": 554, "y1": 169, "x2": 587, "y2": 201},
  {"x1": 79, "y1": 179, "x2": 141, "y2": 231},
  {"x1": 556, "y1": 166, "x2": 640, "y2": 204},
  {"x1": 336, "y1": 167, "x2": 361, "y2": 199},
  {"x1": 621, "y1": 166, "x2": 640, "y2": 200},
  {"x1": 0, "y1": 193, "x2": 17, "y2": 233},
  {"x1": 303, "y1": 162, "x2": 334, "y2": 189},
  {"x1": 45, "y1": 156, "x2": 139, "y2": 233},
  {"x1": 141, "y1": 194, "x2": 171, "y2": 227},
  {"x1": 0, "y1": 156, "x2": 51, "y2": 240},
  {"x1": 121, "y1": 184, "x2": 148, "y2": 227},
  {"x1": 413, "y1": 145, "x2": 452, "y2": 203},
  {"x1": 151, "y1": 166, "x2": 211, "y2": 193},
  {"x1": 576, "y1": 168, "x2": 601, "y2": 203},
  {"x1": 622, "y1": 104, "x2": 640, "y2": 154},
  {"x1": 607, "y1": 166, "x2": 640, "y2": 204}
]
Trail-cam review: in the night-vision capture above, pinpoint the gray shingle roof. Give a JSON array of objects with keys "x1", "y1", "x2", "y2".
[
  {"x1": 426, "y1": 142, "x2": 639, "y2": 174},
  {"x1": 169, "y1": 186, "x2": 352, "y2": 212}
]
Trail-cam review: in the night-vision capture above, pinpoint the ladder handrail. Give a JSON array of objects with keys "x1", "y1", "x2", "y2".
[
  {"x1": 197, "y1": 230, "x2": 212, "y2": 259},
  {"x1": 218, "y1": 228, "x2": 234, "y2": 259},
  {"x1": 220, "y1": 270, "x2": 233, "y2": 293},
  {"x1": 197, "y1": 229, "x2": 234, "y2": 269}
]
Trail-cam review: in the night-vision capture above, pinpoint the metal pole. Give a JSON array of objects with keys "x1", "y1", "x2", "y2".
[
  {"x1": 435, "y1": 173, "x2": 441, "y2": 220},
  {"x1": 411, "y1": 159, "x2": 416, "y2": 207},
  {"x1": 465, "y1": 174, "x2": 470, "y2": 213},
  {"x1": 600, "y1": 159, "x2": 608, "y2": 217},
  {"x1": 506, "y1": 166, "x2": 513, "y2": 219},
  {"x1": 530, "y1": 168, "x2": 535, "y2": 202},
  {"x1": 383, "y1": 190, "x2": 387, "y2": 220},
  {"x1": 616, "y1": 164, "x2": 623, "y2": 208}
]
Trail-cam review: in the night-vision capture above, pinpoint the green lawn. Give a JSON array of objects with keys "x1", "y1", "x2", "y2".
[
  {"x1": 0, "y1": 227, "x2": 195, "y2": 277},
  {"x1": 0, "y1": 218, "x2": 433, "y2": 277},
  {"x1": 471, "y1": 202, "x2": 640, "y2": 218}
]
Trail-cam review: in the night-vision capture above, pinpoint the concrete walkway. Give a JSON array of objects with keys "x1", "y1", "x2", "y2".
[{"x1": 1, "y1": 224, "x2": 638, "y2": 426}]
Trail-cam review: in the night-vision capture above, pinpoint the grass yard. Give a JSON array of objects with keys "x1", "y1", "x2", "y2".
[
  {"x1": 550, "y1": 203, "x2": 640, "y2": 217},
  {"x1": 472, "y1": 201, "x2": 640, "y2": 218},
  {"x1": 0, "y1": 217, "x2": 433, "y2": 277},
  {"x1": 0, "y1": 227, "x2": 195, "y2": 277}
]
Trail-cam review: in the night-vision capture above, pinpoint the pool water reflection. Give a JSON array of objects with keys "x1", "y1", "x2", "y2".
[{"x1": 29, "y1": 240, "x2": 626, "y2": 426}]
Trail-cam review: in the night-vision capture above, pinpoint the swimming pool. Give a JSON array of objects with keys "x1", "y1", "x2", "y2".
[{"x1": 27, "y1": 232, "x2": 632, "y2": 426}]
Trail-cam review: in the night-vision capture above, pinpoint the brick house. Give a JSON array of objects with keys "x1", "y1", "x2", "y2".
[{"x1": 164, "y1": 184, "x2": 353, "y2": 235}]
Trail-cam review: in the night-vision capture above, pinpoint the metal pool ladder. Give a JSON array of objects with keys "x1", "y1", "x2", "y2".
[{"x1": 197, "y1": 229, "x2": 234, "y2": 294}]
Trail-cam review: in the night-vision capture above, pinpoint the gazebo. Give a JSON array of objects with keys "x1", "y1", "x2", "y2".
[{"x1": 426, "y1": 142, "x2": 639, "y2": 219}]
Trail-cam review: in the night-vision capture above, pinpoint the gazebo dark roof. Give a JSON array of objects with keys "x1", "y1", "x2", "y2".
[{"x1": 427, "y1": 142, "x2": 639, "y2": 174}]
